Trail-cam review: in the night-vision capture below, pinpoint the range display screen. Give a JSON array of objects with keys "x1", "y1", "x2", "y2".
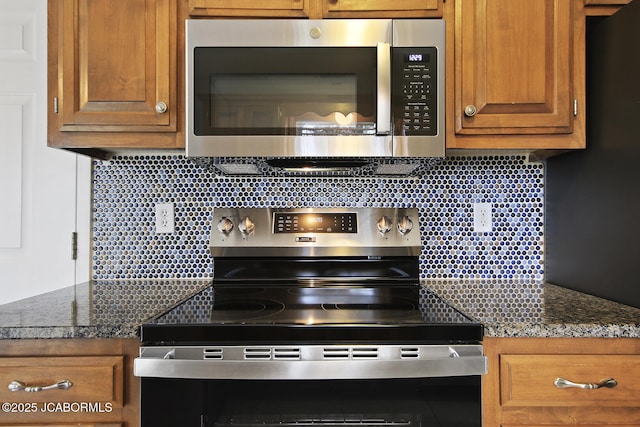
[{"x1": 274, "y1": 213, "x2": 357, "y2": 233}]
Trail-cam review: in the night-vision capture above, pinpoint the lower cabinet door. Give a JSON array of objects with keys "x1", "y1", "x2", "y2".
[
  {"x1": 0, "y1": 356, "x2": 124, "y2": 424},
  {"x1": 500, "y1": 354, "x2": 640, "y2": 407}
]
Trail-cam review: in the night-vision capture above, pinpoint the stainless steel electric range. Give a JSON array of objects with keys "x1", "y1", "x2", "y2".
[{"x1": 134, "y1": 208, "x2": 486, "y2": 427}]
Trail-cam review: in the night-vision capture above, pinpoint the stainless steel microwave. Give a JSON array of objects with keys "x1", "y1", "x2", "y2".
[{"x1": 186, "y1": 19, "x2": 445, "y2": 158}]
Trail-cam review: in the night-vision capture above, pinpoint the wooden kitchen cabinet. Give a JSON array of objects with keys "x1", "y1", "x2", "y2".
[
  {"x1": 0, "y1": 339, "x2": 139, "y2": 426},
  {"x1": 48, "y1": 0, "x2": 181, "y2": 152},
  {"x1": 585, "y1": 0, "x2": 630, "y2": 5},
  {"x1": 483, "y1": 337, "x2": 640, "y2": 426},
  {"x1": 584, "y1": 0, "x2": 630, "y2": 16},
  {"x1": 447, "y1": 0, "x2": 586, "y2": 150},
  {"x1": 188, "y1": 0, "x2": 442, "y2": 18},
  {"x1": 189, "y1": 0, "x2": 311, "y2": 17},
  {"x1": 321, "y1": 0, "x2": 442, "y2": 18}
]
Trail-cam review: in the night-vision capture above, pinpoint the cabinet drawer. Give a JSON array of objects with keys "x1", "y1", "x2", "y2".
[
  {"x1": 500, "y1": 354, "x2": 640, "y2": 406},
  {"x1": 0, "y1": 356, "x2": 124, "y2": 406}
]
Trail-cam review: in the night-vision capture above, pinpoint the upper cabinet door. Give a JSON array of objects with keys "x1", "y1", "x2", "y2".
[
  {"x1": 187, "y1": 0, "x2": 440, "y2": 18},
  {"x1": 54, "y1": 0, "x2": 176, "y2": 132},
  {"x1": 455, "y1": 0, "x2": 573, "y2": 135},
  {"x1": 584, "y1": 0, "x2": 630, "y2": 17},
  {"x1": 322, "y1": 0, "x2": 442, "y2": 18},
  {"x1": 584, "y1": 0, "x2": 630, "y2": 4},
  {"x1": 189, "y1": 0, "x2": 310, "y2": 17}
]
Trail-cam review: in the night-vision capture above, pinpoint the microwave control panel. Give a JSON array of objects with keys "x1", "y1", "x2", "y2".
[{"x1": 392, "y1": 47, "x2": 438, "y2": 136}]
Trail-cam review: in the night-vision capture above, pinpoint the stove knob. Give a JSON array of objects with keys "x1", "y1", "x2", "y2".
[
  {"x1": 376, "y1": 216, "x2": 393, "y2": 234},
  {"x1": 238, "y1": 216, "x2": 255, "y2": 236},
  {"x1": 397, "y1": 216, "x2": 414, "y2": 235},
  {"x1": 216, "y1": 217, "x2": 234, "y2": 235}
]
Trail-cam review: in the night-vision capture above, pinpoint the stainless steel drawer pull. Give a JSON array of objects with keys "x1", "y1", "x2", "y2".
[
  {"x1": 8, "y1": 379, "x2": 73, "y2": 393},
  {"x1": 554, "y1": 377, "x2": 617, "y2": 390}
]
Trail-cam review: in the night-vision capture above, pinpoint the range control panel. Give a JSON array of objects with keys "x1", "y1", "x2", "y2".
[
  {"x1": 392, "y1": 47, "x2": 438, "y2": 136},
  {"x1": 210, "y1": 208, "x2": 421, "y2": 258}
]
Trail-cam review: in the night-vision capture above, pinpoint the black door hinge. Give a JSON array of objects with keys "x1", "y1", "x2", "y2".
[{"x1": 71, "y1": 232, "x2": 78, "y2": 260}]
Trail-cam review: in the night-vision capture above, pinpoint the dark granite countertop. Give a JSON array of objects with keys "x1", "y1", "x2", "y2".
[
  {"x1": 427, "y1": 281, "x2": 640, "y2": 338},
  {"x1": 0, "y1": 280, "x2": 639, "y2": 339},
  {"x1": 0, "y1": 280, "x2": 210, "y2": 339}
]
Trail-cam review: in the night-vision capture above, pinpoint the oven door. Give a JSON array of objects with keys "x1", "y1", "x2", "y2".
[
  {"x1": 141, "y1": 376, "x2": 481, "y2": 427},
  {"x1": 136, "y1": 344, "x2": 486, "y2": 426}
]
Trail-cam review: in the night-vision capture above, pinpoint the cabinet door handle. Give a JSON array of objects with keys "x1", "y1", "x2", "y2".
[
  {"x1": 554, "y1": 377, "x2": 617, "y2": 390},
  {"x1": 155, "y1": 101, "x2": 168, "y2": 114},
  {"x1": 464, "y1": 105, "x2": 477, "y2": 117},
  {"x1": 8, "y1": 379, "x2": 73, "y2": 393}
]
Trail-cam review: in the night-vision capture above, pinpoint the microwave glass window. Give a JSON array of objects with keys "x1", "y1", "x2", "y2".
[
  {"x1": 210, "y1": 74, "x2": 366, "y2": 135},
  {"x1": 194, "y1": 48, "x2": 377, "y2": 136}
]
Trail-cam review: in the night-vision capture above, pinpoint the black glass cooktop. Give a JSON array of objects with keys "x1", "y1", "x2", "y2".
[{"x1": 140, "y1": 283, "x2": 483, "y2": 345}]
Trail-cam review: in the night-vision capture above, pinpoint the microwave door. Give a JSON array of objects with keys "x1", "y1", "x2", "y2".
[{"x1": 377, "y1": 42, "x2": 391, "y2": 136}]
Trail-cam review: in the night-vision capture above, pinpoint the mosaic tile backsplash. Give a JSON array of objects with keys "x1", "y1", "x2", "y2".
[{"x1": 92, "y1": 155, "x2": 544, "y2": 282}]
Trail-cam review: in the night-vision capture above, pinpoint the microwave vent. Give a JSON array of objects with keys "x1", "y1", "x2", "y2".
[
  {"x1": 213, "y1": 163, "x2": 261, "y2": 175},
  {"x1": 374, "y1": 163, "x2": 420, "y2": 176},
  {"x1": 190, "y1": 157, "x2": 442, "y2": 178},
  {"x1": 265, "y1": 159, "x2": 369, "y2": 176}
]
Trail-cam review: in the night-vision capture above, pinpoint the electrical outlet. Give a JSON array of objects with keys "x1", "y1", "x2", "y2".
[
  {"x1": 155, "y1": 203, "x2": 175, "y2": 234},
  {"x1": 473, "y1": 202, "x2": 492, "y2": 233}
]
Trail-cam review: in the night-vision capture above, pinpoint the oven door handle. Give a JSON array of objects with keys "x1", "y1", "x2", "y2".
[
  {"x1": 376, "y1": 42, "x2": 391, "y2": 136},
  {"x1": 134, "y1": 355, "x2": 487, "y2": 380}
]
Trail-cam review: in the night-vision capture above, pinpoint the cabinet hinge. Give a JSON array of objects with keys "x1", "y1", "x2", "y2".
[
  {"x1": 573, "y1": 99, "x2": 578, "y2": 117},
  {"x1": 71, "y1": 232, "x2": 78, "y2": 260},
  {"x1": 54, "y1": 97, "x2": 59, "y2": 114}
]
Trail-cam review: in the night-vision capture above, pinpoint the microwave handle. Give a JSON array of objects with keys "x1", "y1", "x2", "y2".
[{"x1": 376, "y1": 42, "x2": 391, "y2": 136}]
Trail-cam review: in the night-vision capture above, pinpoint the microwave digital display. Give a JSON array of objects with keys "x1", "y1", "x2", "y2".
[{"x1": 407, "y1": 53, "x2": 429, "y2": 63}]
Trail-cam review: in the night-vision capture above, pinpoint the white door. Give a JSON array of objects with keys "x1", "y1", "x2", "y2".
[{"x1": 0, "y1": 0, "x2": 90, "y2": 304}]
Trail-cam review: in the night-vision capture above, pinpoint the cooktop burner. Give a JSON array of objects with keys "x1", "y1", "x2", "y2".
[
  {"x1": 140, "y1": 283, "x2": 483, "y2": 345},
  {"x1": 211, "y1": 285, "x2": 422, "y2": 323}
]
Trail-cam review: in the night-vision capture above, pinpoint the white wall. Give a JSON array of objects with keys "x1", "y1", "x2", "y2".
[{"x1": 0, "y1": 0, "x2": 91, "y2": 305}]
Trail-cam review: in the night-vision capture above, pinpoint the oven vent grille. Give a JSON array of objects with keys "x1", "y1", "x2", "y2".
[
  {"x1": 203, "y1": 348, "x2": 223, "y2": 359},
  {"x1": 323, "y1": 347, "x2": 379, "y2": 360},
  {"x1": 243, "y1": 347, "x2": 302, "y2": 360},
  {"x1": 400, "y1": 347, "x2": 420, "y2": 359},
  {"x1": 244, "y1": 348, "x2": 272, "y2": 359},
  {"x1": 273, "y1": 348, "x2": 301, "y2": 360}
]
